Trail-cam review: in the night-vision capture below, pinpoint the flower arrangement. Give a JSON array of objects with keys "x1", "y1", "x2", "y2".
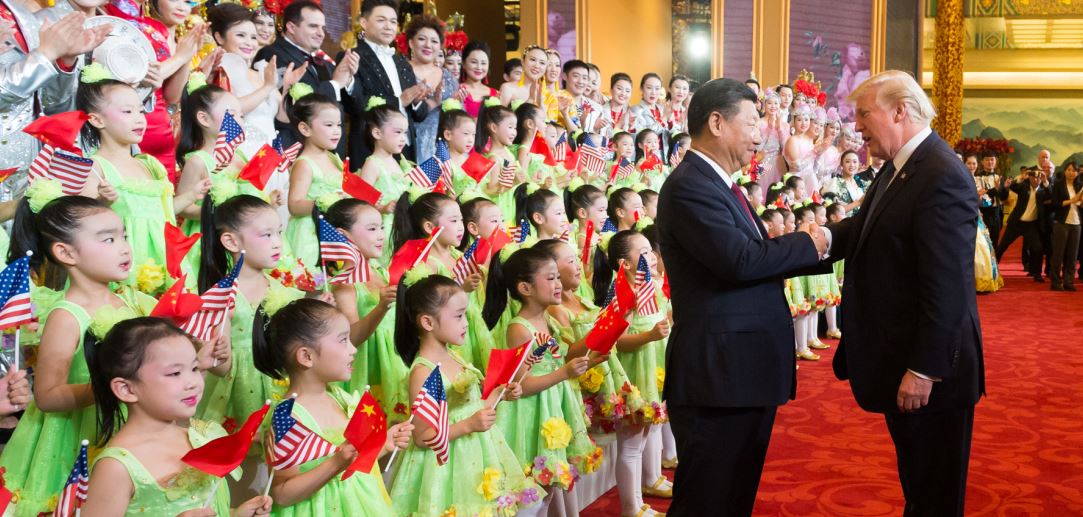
[
  {"x1": 578, "y1": 366, "x2": 605, "y2": 393},
  {"x1": 539, "y1": 418, "x2": 572, "y2": 450}
]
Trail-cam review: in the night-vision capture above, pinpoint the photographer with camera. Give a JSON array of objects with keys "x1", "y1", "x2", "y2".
[{"x1": 996, "y1": 165, "x2": 1050, "y2": 281}]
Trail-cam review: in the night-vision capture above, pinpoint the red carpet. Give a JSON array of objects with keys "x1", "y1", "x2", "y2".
[{"x1": 583, "y1": 243, "x2": 1083, "y2": 516}]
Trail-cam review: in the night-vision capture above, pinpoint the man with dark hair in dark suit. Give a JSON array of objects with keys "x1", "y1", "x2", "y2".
[
  {"x1": 829, "y1": 71, "x2": 984, "y2": 517},
  {"x1": 657, "y1": 78, "x2": 829, "y2": 516},
  {"x1": 857, "y1": 155, "x2": 885, "y2": 184},
  {"x1": 343, "y1": 0, "x2": 431, "y2": 165},
  {"x1": 996, "y1": 166, "x2": 1049, "y2": 281},
  {"x1": 254, "y1": 0, "x2": 358, "y2": 152}
]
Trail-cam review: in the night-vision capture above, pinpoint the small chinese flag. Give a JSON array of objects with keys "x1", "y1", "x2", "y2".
[
  {"x1": 22, "y1": 111, "x2": 88, "y2": 154},
  {"x1": 584, "y1": 305, "x2": 631, "y2": 355},
  {"x1": 482, "y1": 340, "x2": 531, "y2": 399},
  {"x1": 238, "y1": 144, "x2": 284, "y2": 191},
  {"x1": 529, "y1": 131, "x2": 556, "y2": 166},
  {"x1": 661, "y1": 271, "x2": 671, "y2": 299},
  {"x1": 341, "y1": 390, "x2": 387, "y2": 480},
  {"x1": 487, "y1": 226, "x2": 512, "y2": 258},
  {"x1": 0, "y1": 168, "x2": 17, "y2": 185},
  {"x1": 342, "y1": 171, "x2": 382, "y2": 205},
  {"x1": 563, "y1": 148, "x2": 580, "y2": 171},
  {"x1": 462, "y1": 151, "x2": 496, "y2": 184},
  {"x1": 182, "y1": 402, "x2": 270, "y2": 477},
  {"x1": 150, "y1": 274, "x2": 204, "y2": 326},
  {"x1": 0, "y1": 467, "x2": 12, "y2": 513},
  {"x1": 580, "y1": 220, "x2": 594, "y2": 266},
  {"x1": 387, "y1": 227, "x2": 443, "y2": 285},
  {"x1": 638, "y1": 152, "x2": 662, "y2": 172},
  {"x1": 614, "y1": 262, "x2": 636, "y2": 314},
  {"x1": 165, "y1": 223, "x2": 200, "y2": 279}
]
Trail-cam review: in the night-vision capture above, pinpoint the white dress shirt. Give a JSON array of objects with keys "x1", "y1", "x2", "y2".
[
  {"x1": 1021, "y1": 185, "x2": 1038, "y2": 222},
  {"x1": 281, "y1": 37, "x2": 353, "y2": 101}
]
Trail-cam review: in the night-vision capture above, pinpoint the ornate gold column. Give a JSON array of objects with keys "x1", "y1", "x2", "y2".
[
  {"x1": 711, "y1": 0, "x2": 725, "y2": 78},
  {"x1": 931, "y1": 0, "x2": 964, "y2": 146},
  {"x1": 753, "y1": 0, "x2": 790, "y2": 87},
  {"x1": 870, "y1": 0, "x2": 887, "y2": 74}
]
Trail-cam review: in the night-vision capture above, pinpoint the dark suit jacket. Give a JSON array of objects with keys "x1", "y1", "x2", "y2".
[
  {"x1": 828, "y1": 131, "x2": 984, "y2": 414},
  {"x1": 342, "y1": 39, "x2": 429, "y2": 165},
  {"x1": 857, "y1": 165, "x2": 880, "y2": 185},
  {"x1": 1005, "y1": 180, "x2": 1047, "y2": 224},
  {"x1": 1049, "y1": 177, "x2": 1083, "y2": 223},
  {"x1": 254, "y1": 38, "x2": 346, "y2": 152},
  {"x1": 657, "y1": 151, "x2": 822, "y2": 408}
]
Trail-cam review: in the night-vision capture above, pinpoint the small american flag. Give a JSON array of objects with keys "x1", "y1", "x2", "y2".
[
  {"x1": 412, "y1": 366, "x2": 449, "y2": 465},
  {"x1": 509, "y1": 219, "x2": 530, "y2": 244},
  {"x1": 635, "y1": 254, "x2": 658, "y2": 315},
  {"x1": 408, "y1": 154, "x2": 444, "y2": 190},
  {"x1": 181, "y1": 253, "x2": 243, "y2": 341},
  {"x1": 213, "y1": 112, "x2": 246, "y2": 171},
  {"x1": 451, "y1": 239, "x2": 482, "y2": 285},
  {"x1": 552, "y1": 132, "x2": 568, "y2": 163},
  {"x1": 498, "y1": 160, "x2": 517, "y2": 189},
  {"x1": 600, "y1": 218, "x2": 618, "y2": 233},
  {"x1": 0, "y1": 254, "x2": 34, "y2": 330},
  {"x1": 612, "y1": 157, "x2": 635, "y2": 182},
  {"x1": 269, "y1": 397, "x2": 336, "y2": 470},
  {"x1": 434, "y1": 140, "x2": 457, "y2": 197},
  {"x1": 317, "y1": 216, "x2": 368, "y2": 284},
  {"x1": 53, "y1": 440, "x2": 89, "y2": 517},
  {"x1": 273, "y1": 136, "x2": 303, "y2": 175},
  {"x1": 578, "y1": 143, "x2": 607, "y2": 176},
  {"x1": 522, "y1": 338, "x2": 552, "y2": 370},
  {"x1": 534, "y1": 332, "x2": 561, "y2": 359},
  {"x1": 669, "y1": 140, "x2": 683, "y2": 167},
  {"x1": 557, "y1": 227, "x2": 571, "y2": 243},
  {"x1": 28, "y1": 145, "x2": 93, "y2": 195}
]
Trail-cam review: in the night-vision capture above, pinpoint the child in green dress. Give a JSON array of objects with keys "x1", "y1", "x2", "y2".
[
  {"x1": 608, "y1": 187, "x2": 644, "y2": 233},
  {"x1": 390, "y1": 275, "x2": 543, "y2": 517},
  {"x1": 442, "y1": 107, "x2": 494, "y2": 197},
  {"x1": 476, "y1": 102, "x2": 522, "y2": 221},
  {"x1": 566, "y1": 184, "x2": 609, "y2": 302},
  {"x1": 76, "y1": 77, "x2": 209, "y2": 293},
  {"x1": 285, "y1": 94, "x2": 347, "y2": 268},
  {"x1": 825, "y1": 202, "x2": 847, "y2": 339},
  {"x1": 790, "y1": 205, "x2": 820, "y2": 361},
  {"x1": 0, "y1": 197, "x2": 163, "y2": 515},
  {"x1": 83, "y1": 317, "x2": 269, "y2": 516},
  {"x1": 253, "y1": 299, "x2": 413, "y2": 515},
  {"x1": 325, "y1": 199, "x2": 407, "y2": 421},
  {"x1": 514, "y1": 186, "x2": 570, "y2": 242},
  {"x1": 485, "y1": 246, "x2": 594, "y2": 514},
  {"x1": 357, "y1": 103, "x2": 409, "y2": 262}
]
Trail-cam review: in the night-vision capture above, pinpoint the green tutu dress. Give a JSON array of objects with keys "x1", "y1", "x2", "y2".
[
  {"x1": 495, "y1": 317, "x2": 600, "y2": 488},
  {"x1": 90, "y1": 419, "x2": 233, "y2": 516},
  {"x1": 340, "y1": 266, "x2": 411, "y2": 424},
  {"x1": 390, "y1": 353, "x2": 544, "y2": 517},
  {"x1": 93, "y1": 154, "x2": 175, "y2": 294},
  {"x1": 485, "y1": 150, "x2": 520, "y2": 224},
  {"x1": 556, "y1": 298, "x2": 636, "y2": 435},
  {"x1": 198, "y1": 278, "x2": 304, "y2": 429},
  {"x1": 0, "y1": 287, "x2": 155, "y2": 516},
  {"x1": 786, "y1": 276, "x2": 810, "y2": 317},
  {"x1": 269, "y1": 387, "x2": 394, "y2": 516},
  {"x1": 616, "y1": 286, "x2": 668, "y2": 426},
  {"x1": 802, "y1": 272, "x2": 837, "y2": 312},
  {"x1": 286, "y1": 153, "x2": 346, "y2": 268},
  {"x1": 365, "y1": 155, "x2": 409, "y2": 264}
]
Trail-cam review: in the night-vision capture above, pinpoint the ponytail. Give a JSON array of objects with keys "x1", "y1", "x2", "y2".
[
  {"x1": 199, "y1": 194, "x2": 273, "y2": 292},
  {"x1": 254, "y1": 298, "x2": 340, "y2": 380},
  {"x1": 515, "y1": 186, "x2": 560, "y2": 233},
  {"x1": 395, "y1": 275, "x2": 461, "y2": 364},
  {"x1": 475, "y1": 103, "x2": 514, "y2": 153},
  {"x1": 390, "y1": 191, "x2": 455, "y2": 252},
  {"x1": 482, "y1": 246, "x2": 557, "y2": 329},
  {"x1": 9, "y1": 196, "x2": 112, "y2": 289},
  {"x1": 592, "y1": 229, "x2": 641, "y2": 307}
]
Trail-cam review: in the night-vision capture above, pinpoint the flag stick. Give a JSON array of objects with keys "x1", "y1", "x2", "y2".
[
  {"x1": 491, "y1": 346, "x2": 534, "y2": 410},
  {"x1": 411, "y1": 227, "x2": 444, "y2": 269},
  {"x1": 204, "y1": 478, "x2": 221, "y2": 508},
  {"x1": 210, "y1": 323, "x2": 224, "y2": 369},
  {"x1": 321, "y1": 262, "x2": 330, "y2": 294},
  {"x1": 13, "y1": 328, "x2": 19, "y2": 372},
  {"x1": 262, "y1": 470, "x2": 276, "y2": 498},
  {"x1": 382, "y1": 414, "x2": 414, "y2": 473}
]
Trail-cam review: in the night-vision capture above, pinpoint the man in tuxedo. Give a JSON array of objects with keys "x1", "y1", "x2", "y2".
[
  {"x1": 657, "y1": 78, "x2": 829, "y2": 516},
  {"x1": 344, "y1": 0, "x2": 431, "y2": 165},
  {"x1": 857, "y1": 156, "x2": 885, "y2": 184},
  {"x1": 254, "y1": 0, "x2": 358, "y2": 152},
  {"x1": 828, "y1": 71, "x2": 984, "y2": 516},
  {"x1": 996, "y1": 166, "x2": 1049, "y2": 281}
]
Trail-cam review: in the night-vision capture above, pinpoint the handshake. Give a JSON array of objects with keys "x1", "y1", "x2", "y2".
[{"x1": 800, "y1": 223, "x2": 830, "y2": 257}]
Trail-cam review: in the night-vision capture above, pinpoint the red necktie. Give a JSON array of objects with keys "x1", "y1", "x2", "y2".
[
  {"x1": 313, "y1": 50, "x2": 336, "y2": 67},
  {"x1": 731, "y1": 183, "x2": 758, "y2": 230}
]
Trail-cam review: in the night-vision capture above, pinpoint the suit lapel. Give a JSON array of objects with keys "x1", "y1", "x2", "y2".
[
  {"x1": 853, "y1": 132, "x2": 939, "y2": 255},
  {"x1": 686, "y1": 153, "x2": 764, "y2": 239}
]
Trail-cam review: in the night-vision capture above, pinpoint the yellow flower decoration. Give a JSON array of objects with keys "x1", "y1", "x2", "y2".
[
  {"x1": 366, "y1": 96, "x2": 388, "y2": 111},
  {"x1": 451, "y1": 370, "x2": 474, "y2": 395},
  {"x1": 441, "y1": 98, "x2": 464, "y2": 112},
  {"x1": 27, "y1": 178, "x2": 66, "y2": 213},
  {"x1": 90, "y1": 303, "x2": 138, "y2": 340},
  {"x1": 406, "y1": 184, "x2": 429, "y2": 203},
  {"x1": 566, "y1": 177, "x2": 585, "y2": 192},
  {"x1": 634, "y1": 216, "x2": 655, "y2": 232},
  {"x1": 632, "y1": 182, "x2": 649, "y2": 192},
  {"x1": 641, "y1": 403, "x2": 655, "y2": 422},
  {"x1": 540, "y1": 417, "x2": 572, "y2": 450},
  {"x1": 289, "y1": 82, "x2": 315, "y2": 102},
  {"x1": 80, "y1": 62, "x2": 114, "y2": 84},
  {"x1": 476, "y1": 467, "x2": 503, "y2": 501},
  {"x1": 135, "y1": 259, "x2": 166, "y2": 295},
  {"x1": 509, "y1": 99, "x2": 525, "y2": 111},
  {"x1": 440, "y1": 508, "x2": 457, "y2": 517},
  {"x1": 597, "y1": 232, "x2": 614, "y2": 253},
  {"x1": 525, "y1": 182, "x2": 541, "y2": 195},
  {"x1": 482, "y1": 97, "x2": 501, "y2": 108},
  {"x1": 578, "y1": 366, "x2": 604, "y2": 393},
  {"x1": 656, "y1": 366, "x2": 665, "y2": 393},
  {"x1": 186, "y1": 71, "x2": 208, "y2": 94}
]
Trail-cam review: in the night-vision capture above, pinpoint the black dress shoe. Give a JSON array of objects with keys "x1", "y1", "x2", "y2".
[
  {"x1": 1033, "y1": 275, "x2": 1044, "y2": 282},
  {"x1": 1051, "y1": 284, "x2": 1064, "y2": 291},
  {"x1": 1066, "y1": 283, "x2": 1077, "y2": 292}
]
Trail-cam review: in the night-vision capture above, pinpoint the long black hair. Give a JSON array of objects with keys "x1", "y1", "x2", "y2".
[
  {"x1": 253, "y1": 298, "x2": 342, "y2": 380},
  {"x1": 514, "y1": 185, "x2": 560, "y2": 233},
  {"x1": 357, "y1": 103, "x2": 401, "y2": 155},
  {"x1": 75, "y1": 79, "x2": 132, "y2": 150},
  {"x1": 89, "y1": 317, "x2": 194, "y2": 445},
  {"x1": 394, "y1": 275, "x2": 462, "y2": 364},
  {"x1": 9, "y1": 196, "x2": 113, "y2": 289},
  {"x1": 459, "y1": 197, "x2": 498, "y2": 252},
  {"x1": 390, "y1": 191, "x2": 455, "y2": 252},
  {"x1": 475, "y1": 103, "x2": 515, "y2": 152},
  {"x1": 513, "y1": 102, "x2": 542, "y2": 146},
  {"x1": 176, "y1": 84, "x2": 228, "y2": 167},
  {"x1": 565, "y1": 183, "x2": 605, "y2": 224},
  {"x1": 592, "y1": 230, "x2": 641, "y2": 307},
  {"x1": 607, "y1": 187, "x2": 638, "y2": 223},
  {"x1": 198, "y1": 194, "x2": 274, "y2": 292},
  {"x1": 481, "y1": 245, "x2": 557, "y2": 329}
]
